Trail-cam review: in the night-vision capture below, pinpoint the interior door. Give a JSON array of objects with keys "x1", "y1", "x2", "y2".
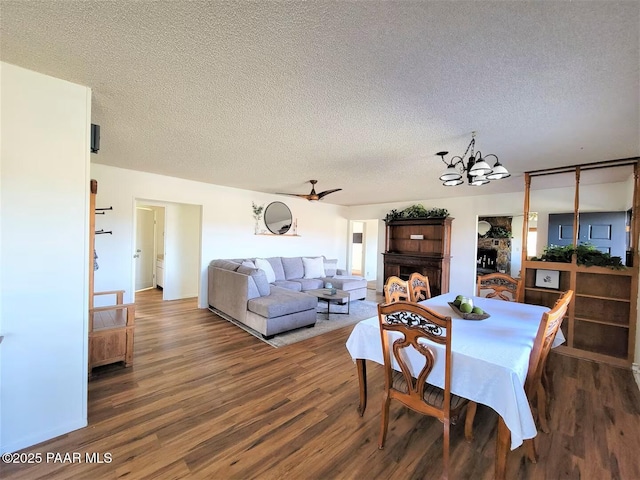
[{"x1": 135, "y1": 207, "x2": 155, "y2": 290}]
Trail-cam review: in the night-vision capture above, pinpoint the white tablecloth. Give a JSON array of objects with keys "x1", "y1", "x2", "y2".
[{"x1": 345, "y1": 292, "x2": 565, "y2": 450}]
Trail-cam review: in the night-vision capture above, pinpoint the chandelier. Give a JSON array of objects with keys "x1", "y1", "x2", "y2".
[{"x1": 437, "y1": 132, "x2": 510, "y2": 186}]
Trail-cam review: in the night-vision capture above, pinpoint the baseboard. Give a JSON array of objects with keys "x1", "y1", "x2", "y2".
[
  {"x1": 0, "y1": 418, "x2": 87, "y2": 455},
  {"x1": 633, "y1": 363, "x2": 640, "y2": 393}
]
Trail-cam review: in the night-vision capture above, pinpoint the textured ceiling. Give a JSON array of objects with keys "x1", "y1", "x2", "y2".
[{"x1": 1, "y1": 1, "x2": 638, "y2": 206}]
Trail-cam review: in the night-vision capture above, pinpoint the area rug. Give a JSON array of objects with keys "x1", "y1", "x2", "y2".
[{"x1": 210, "y1": 300, "x2": 379, "y2": 348}]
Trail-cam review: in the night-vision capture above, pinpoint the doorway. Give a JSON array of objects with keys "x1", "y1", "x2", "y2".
[
  {"x1": 134, "y1": 200, "x2": 201, "y2": 302},
  {"x1": 351, "y1": 221, "x2": 364, "y2": 275},
  {"x1": 348, "y1": 219, "x2": 380, "y2": 290},
  {"x1": 476, "y1": 215, "x2": 523, "y2": 279}
]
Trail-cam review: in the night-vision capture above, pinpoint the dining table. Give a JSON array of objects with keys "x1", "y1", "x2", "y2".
[{"x1": 345, "y1": 292, "x2": 565, "y2": 480}]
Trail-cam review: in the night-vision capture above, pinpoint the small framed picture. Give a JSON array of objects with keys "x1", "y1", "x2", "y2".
[{"x1": 535, "y1": 269, "x2": 560, "y2": 289}]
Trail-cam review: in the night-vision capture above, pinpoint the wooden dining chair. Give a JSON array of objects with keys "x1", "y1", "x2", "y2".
[
  {"x1": 377, "y1": 301, "x2": 474, "y2": 479},
  {"x1": 477, "y1": 272, "x2": 522, "y2": 302},
  {"x1": 537, "y1": 290, "x2": 573, "y2": 433},
  {"x1": 465, "y1": 290, "x2": 573, "y2": 463},
  {"x1": 408, "y1": 272, "x2": 431, "y2": 302},
  {"x1": 383, "y1": 276, "x2": 410, "y2": 303}
]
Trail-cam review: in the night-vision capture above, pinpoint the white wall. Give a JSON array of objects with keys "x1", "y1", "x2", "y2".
[
  {"x1": 0, "y1": 63, "x2": 91, "y2": 453},
  {"x1": 510, "y1": 215, "x2": 524, "y2": 277},
  {"x1": 90, "y1": 164, "x2": 350, "y2": 307},
  {"x1": 163, "y1": 202, "x2": 201, "y2": 300}
]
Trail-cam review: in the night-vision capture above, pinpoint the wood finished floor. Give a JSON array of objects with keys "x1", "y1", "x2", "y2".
[{"x1": 2, "y1": 288, "x2": 639, "y2": 479}]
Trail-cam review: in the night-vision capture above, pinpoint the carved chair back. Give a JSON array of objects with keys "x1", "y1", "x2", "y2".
[
  {"x1": 477, "y1": 272, "x2": 522, "y2": 302},
  {"x1": 408, "y1": 272, "x2": 431, "y2": 302},
  {"x1": 384, "y1": 276, "x2": 410, "y2": 303}
]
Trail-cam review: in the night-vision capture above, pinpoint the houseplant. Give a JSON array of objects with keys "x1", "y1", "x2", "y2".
[
  {"x1": 384, "y1": 204, "x2": 449, "y2": 223},
  {"x1": 532, "y1": 243, "x2": 625, "y2": 269},
  {"x1": 252, "y1": 202, "x2": 264, "y2": 234}
]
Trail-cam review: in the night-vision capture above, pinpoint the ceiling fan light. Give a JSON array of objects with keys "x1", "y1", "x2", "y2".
[
  {"x1": 470, "y1": 175, "x2": 490, "y2": 186},
  {"x1": 439, "y1": 165, "x2": 462, "y2": 182},
  {"x1": 469, "y1": 158, "x2": 492, "y2": 176},
  {"x1": 443, "y1": 178, "x2": 464, "y2": 186},
  {"x1": 486, "y1": 162, "x2": 510, "y2": 180}
]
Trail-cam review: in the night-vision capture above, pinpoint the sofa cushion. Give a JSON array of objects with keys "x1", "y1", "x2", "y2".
[
  {"x1": 247, "y1": 286, "x2": 317, "y2": 318},
  {"x1": 255, "y1": 258, "x2": 276, "y2": 283},
  {"x1": 241, "y1": 260, "x2": 256, "y2": 269},
  {"x1": 303, "y1": 256, "x2": 325, "y2": 278},
  {"x1": 210, "y1": 259, "x2": 241, "y2": 271},
  {"x1": 282, "y1": 257, "x2": 304, "y2": 280},
  {"x1": 322, "y1": 275, "x2": 367, "y2": 292},
  {"x1": 323, "y1": 258, "x2": 338, "y2": 277},
  {"x1": 236, "y1": 265, "x2": 270, "y2": 296},
  {"x1": 290, "y1": 278, "x2": 325, "y2": 291},
  {"x1": 266, "y1": 257, "x2": 286, "y2": 281},
  {"x1": 273, "y1": 280, "x2": 303, "y2": 291}
]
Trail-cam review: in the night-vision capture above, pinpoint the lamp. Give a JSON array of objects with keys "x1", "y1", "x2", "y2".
[{"x1": 437, "y1": 132, "x2": 510, "y2": 186}]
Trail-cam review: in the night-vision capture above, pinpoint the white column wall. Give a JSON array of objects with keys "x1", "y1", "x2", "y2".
[{"x1": 0, "y1": 63, "x2": 91, "y2": 453}]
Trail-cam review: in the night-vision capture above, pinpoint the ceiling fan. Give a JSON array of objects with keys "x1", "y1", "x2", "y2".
[{"x1": 276, "y1": 180, "x2": 342, "y2": 201}]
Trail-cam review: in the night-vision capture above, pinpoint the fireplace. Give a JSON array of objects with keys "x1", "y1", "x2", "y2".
[{"x1": 477, "y1": 248, "x2": 498, "y2": 274}]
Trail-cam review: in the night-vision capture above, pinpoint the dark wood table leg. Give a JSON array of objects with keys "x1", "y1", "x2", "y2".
[
  {"x1": 356, "y1": 359, "x2": 367, "y2": 416},
  {"x1": 495, "y1": 416, "x2": 510, "y2": 480}
]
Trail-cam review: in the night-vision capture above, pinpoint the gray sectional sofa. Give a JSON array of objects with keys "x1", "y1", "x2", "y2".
[{"x1": 208, "y1": 256, "x2": 367, "y2": 338}]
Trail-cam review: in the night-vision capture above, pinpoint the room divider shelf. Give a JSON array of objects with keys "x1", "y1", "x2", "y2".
[{"x1": 522, "y1": 259, "x2": 636, "y2": 367}]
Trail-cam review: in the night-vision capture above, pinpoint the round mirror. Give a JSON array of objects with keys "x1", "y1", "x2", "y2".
[
  {"x1": 478, "y1": 220, "x2": 492, "y2": 236},
  {"x1": 264, "y1": 201, "x2": 292, "y2": 234}
]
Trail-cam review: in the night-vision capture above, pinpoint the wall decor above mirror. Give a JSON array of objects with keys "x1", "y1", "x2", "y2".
[{"x1": 264, "y1": 201, "x2": 293, "y2": 235}]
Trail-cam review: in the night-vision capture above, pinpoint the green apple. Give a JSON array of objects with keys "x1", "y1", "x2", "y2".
[{"x1": 460, "y1": 302, "x2": 473, "y2": 313}]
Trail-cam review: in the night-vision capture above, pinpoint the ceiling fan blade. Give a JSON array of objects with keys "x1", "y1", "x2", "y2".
[
  {"x1": 275, "y1": 192, "x2": 312, "y2": 199},
  {"x1": 317, "y1": 188, "x2": 342, "y2": 199}
]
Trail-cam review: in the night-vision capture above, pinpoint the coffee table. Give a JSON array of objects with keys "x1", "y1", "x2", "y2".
[{"x1": 306, "y1": 288, "x2": 350, "y2": 315}]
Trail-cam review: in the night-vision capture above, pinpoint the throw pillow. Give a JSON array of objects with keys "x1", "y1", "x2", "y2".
[
  {"x1": 255, "y1": 258, "x2": 276, "y2": 283},
  {"x1": 241, "y1": 260, "x2": 256, "y2": 269},
  {"x1": 302, "y1": 256, "x2": 325, "y2": 279},
  {"x1": 236, "y1": 265, "x2": 270, "y2": 296},
  {"x1": 324, "y1": 258, "x2": 338, "y2": 277}
]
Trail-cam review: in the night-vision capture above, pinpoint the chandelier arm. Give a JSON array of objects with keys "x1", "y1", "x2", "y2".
[
  {"x1": 483, "y1": 153, "x2": 500, "y2": 163},
  {"x1": 450, "y1": 156, "x2": 467, "y2": 172}
]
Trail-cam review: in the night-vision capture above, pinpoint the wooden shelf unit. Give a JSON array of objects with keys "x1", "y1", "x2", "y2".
[
  {"x1": 523, "y1": 260, "x2": 636, "y2": 365},
  {"x1": 520, "y1": 160, "x2": 639, "y2": 367},
  {"x1": 383, "y1": 217, "x2": 452, "y2": 297}
]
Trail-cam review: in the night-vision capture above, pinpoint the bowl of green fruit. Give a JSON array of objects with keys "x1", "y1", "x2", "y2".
[{"x1": 448, "y1": 295, "x2": 490, "y2": 320}]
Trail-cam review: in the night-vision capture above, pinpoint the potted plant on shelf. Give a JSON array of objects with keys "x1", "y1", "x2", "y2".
[
  {"x1": 252, "y1": 202, "x2": 264, "y2": 235},
  {"x1": 532, "y1": 243, "x2": 625, "y2": 269},
  {"x1": 384, "y1": 204, "x2": 449, "y2": 223}
]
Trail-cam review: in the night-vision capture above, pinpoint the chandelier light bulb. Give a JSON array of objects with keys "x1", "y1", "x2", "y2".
[
  {"x1": 468, "y1": 157, "x2": 492, "y2": 177},
  {"x1": 470, "y1": 175, "x2": 490, "y2": 186},
  {"x1": 486, "y1": 161, "x2": 510, "y2": 180},
  {"x1": 443, "y1": 178, "x2": 464, "y2": 186},
  {"x1": 439, "y1": 164, "x2": 462, "y2": 182}
]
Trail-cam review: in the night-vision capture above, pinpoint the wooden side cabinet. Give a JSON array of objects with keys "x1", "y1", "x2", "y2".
[{"x1": 383, "y1": 217, "x2": 452, "y2": 296}]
